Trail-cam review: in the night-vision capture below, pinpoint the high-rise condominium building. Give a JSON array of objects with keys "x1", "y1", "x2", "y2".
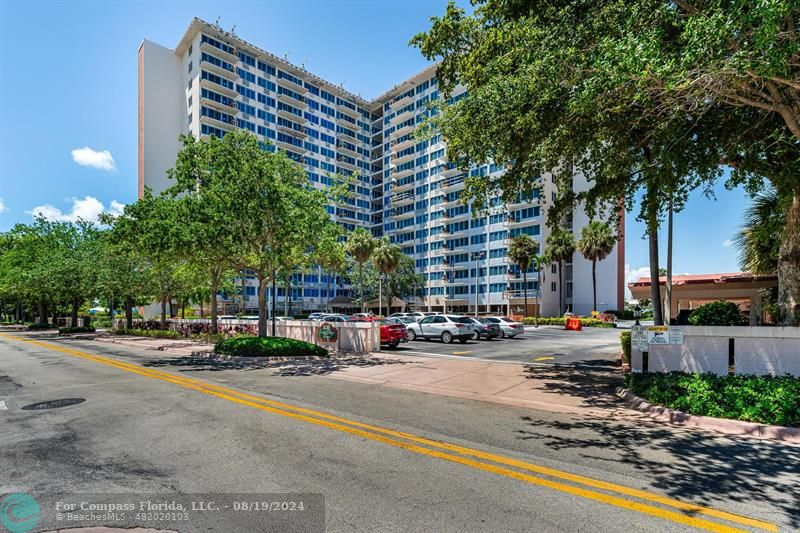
[{"x1": 139, "y1": 18, "x2": 625, "y2": 316}]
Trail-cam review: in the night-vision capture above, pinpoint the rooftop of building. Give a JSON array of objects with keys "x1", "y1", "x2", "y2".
[
  {"x1": 628, "y1": 272, "x2": 778, "y2": 288},
  {"x1": 174, "y1": 17, "x2": 439, "y2": 111}
]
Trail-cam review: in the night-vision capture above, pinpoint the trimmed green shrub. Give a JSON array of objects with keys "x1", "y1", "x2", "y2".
[
  {"x1": 58, "y1": 326, "x2": 96, "y2": 335},
  {"x1": 619, "y1": 331, "x2": 631, "y2": 364},
  {"x1": 27, "y1": 323, "x2": 56, "y2": 330},
  {"x1": 214, "y1": 335, "x2": 328, "y2": 358},
  {"x1": 688, "y1": 300, "x2": 748, "y2": 326},
  {"x1": 521, "y1": 317, "x2": 616, "y2": 328},
  {"x1": 113, "y1": 328, "x2": 183, "y2": 339},
  {"x1": 625, "y1": 372, "x2": 800, "y2": 427}
]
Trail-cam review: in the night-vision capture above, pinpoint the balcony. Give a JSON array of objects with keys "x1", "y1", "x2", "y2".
[
  {"x1": 441, "y1": 164, "x2": 463, "y2": 178},
  {"x1": 506, "y1": 216, "x2": 533, "y2": 228},
  {"x1": 391, "y1": 191, "x2": 414, "y2": 206},
  {"x1": 200, "y1": 58, "x2": 236, "y2": 81},
  {"x1": 390, "y1": 151, "x2": 415, "y2": 167},
  {"x1": 278, "y1": 92, "x2": 307, "y2": 109},
  {"x1": 336, "y1": 157, "x2": 357, "y2": 171},
  {"x1": 392, "y1": 167, "x2": 414, "y2": 180},
  {"x1": 505, "y1": 272, "x2": 522, "y2": 281},
  {"x1": 391, "y1": 180, "x2": 414, "y2": 193},
  {"x1": 277, "y1": 75, "x2": 308, "y2": 94},
  {"x1": 336, "y1": 142, "x2": 358, "y2": 157},
  {"x1": 442, "y1": 225, "x2": 469, "y2": 239},
  {"x1": 337, "y1": 129, "x2": 358, "y2": 144},
  {"x1": 390, "y1": 136, "x2": 416, "y2": 153},
  {"x1": 392, "y1": 209, "x2": 414, "y2": 220},
  {"x1": 440, "y1": 194, "x2": 463, "y2": 208},
  {"x1": 337, "y1": 102, "x2": 360, "y2": 119},
  {"x1": 200, "y1": 40, "x2": 237, "y2": 63},
  {"x1": 391, "y1": 123, "x2": 415, "y2": 139},
  {"x1": 277, "y1": 124, "x2": 307, "y2": 139},
  {"x1": 389, "y1": 108, "x2": 414, "y2": 126},
  {"x1": 275, "y1": 139, "x2": 306, "y2": 156},
  {"x1": 389, "y1": 94, "x2": 413, "y2": 111},
  {"x1": 199, "y1": 113, "x2": 235, "y2": 132},
  {"x1": 439, "y1": 174, "x2": 466, "y2": 192},
  {"x1": 199, "y1": 76, "x2": 238, "y2": 98},
  {"x1": 336, "y1": 211, "x2": 359, "y2": 223},
  {"x1": 201, "y1": 94, "x2": 237, "y2": 115}
]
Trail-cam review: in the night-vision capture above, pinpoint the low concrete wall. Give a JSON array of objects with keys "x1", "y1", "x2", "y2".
[
  {"x1": 631, "y1": 326, "x2": 800, "y2": 377},
  {"x1": 113, "y1": 318, "x2": 380, "y2": 354}
]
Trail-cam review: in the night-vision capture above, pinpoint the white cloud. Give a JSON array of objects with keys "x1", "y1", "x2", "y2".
[
  {"x1": 722, "y1": 238, "x2": 734, "y2": 248},
  {"x1": 624, "y1": 264, "x2": 652, "y2": 299},
  {"x1": 71, "y1": 146, "x2": 117, "y2": 172},
  {"x1": 0, "y1": 198, "x2": 7, "y2": 214},
  {"x1": 27, "y1": 196, "x2": 125, "y2": 224}
]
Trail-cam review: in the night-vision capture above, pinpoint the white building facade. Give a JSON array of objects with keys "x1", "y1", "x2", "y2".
[{"x1": 139, "y1": 18, "x2": 624, "y2": 316}]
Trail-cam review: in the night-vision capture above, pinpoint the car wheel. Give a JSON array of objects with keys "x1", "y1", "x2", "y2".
[
  {"x1": 472, "y1": 331, "x2": 480, "y2": 340},
  {"x1": 441, "y1": 331, "x2": 453, "y2": 344},
  {"x1": 389, "y1": 341, "x2": 400, "y2": 349},
  {"x1": 407, "y1": 329, "x2": 417, "y2": 341}
]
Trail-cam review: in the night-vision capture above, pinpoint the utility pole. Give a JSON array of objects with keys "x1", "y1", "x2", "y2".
[{"x1": 471, "y1": 251, "x2": 485, "y2": 317}]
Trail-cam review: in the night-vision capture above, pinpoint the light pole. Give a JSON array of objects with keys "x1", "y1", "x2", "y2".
[
  {"x1": 471, "y1": 251, "x2": 485, "y2": 317},
  {"x1": 634, "y1": 304, "x2": 642, "y2": 326}
]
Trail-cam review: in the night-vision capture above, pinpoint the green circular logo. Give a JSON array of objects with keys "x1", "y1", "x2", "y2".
[
  {"x1": 317, "y1": 322, "x2": 338, "y2": 342},
  {"x1": 0, "y1": 493, "x2": 40, "y2": 533}
]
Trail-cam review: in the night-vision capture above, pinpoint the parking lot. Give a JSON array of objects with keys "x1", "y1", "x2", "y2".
[{"x1": 390, "y1": 325, "x2": 623, "y2": 366}]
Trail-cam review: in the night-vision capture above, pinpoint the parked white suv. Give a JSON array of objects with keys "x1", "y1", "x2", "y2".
[{"x1": 406, "y1": 315, "x2": 473, "y2": 344}]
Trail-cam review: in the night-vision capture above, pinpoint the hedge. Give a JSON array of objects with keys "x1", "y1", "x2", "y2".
[
  {"x1": 113, "y1": 328, "x2": 183, "y2": 340},
  {"x1": 27, "y1": 323, "x2": 56, "y2": 330},
  {"x1": 619, "y1": 331, "x2": 631, "y2": 364},
  {"x1": 58, "y1": 326, "x2": 96, "y2": 335},
  {"x1": 521, "y1": 317, "x2": 617, "y2": 328},
  {"x1": 214, "y1": 335, "x2": 328, "y2": 358},
  {"x1": 625, "y1": 372, "x2": 800, "y2": 427},
  {"x1": 688, "y1": 300, "x2": 748, "y2": 326}
]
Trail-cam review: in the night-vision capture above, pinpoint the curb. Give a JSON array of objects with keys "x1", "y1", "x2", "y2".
[{"x1": 615, "y1": 387, "x2": 800, "y2": 443}]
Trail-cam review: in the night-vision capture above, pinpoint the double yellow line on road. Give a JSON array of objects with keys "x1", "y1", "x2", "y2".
[{"x1": 1, "y1": 334, "x2": 776, "y2": 533}]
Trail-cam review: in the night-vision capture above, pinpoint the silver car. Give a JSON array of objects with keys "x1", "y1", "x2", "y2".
[
  {"x1": 482, "y1": 316, "x2": 524, "y2": 338},
  {"x1": 406, "y1": 315, "x2": 473, "y2": 344}
]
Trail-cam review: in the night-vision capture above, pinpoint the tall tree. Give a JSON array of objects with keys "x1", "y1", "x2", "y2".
[
  {"x1": 532, "y1": 253, "x2": 550, "y2": 326},
  {"x1": 733, "y1": 188, "x2": 786, "y2": 277},
  {"x1": 508, "y1": 234, "x2": 538, "y2": 318},
  {"x1": 385, "y1": 253, "x2": 426, "y2": 309},
  {"x1": 576, "y1": 221, "x2": 617, "y2": 313},
  {"x1": 372, "y1": 238, "x2": 402, "y2": 317},
  {"x1": 346, "y1": 228, "x2": 376, "y2": 313},
  {"x1": 546, "y1": 229, "x2": 576, "y2": 316},
  {"x1": 312, "y1": 230, "x2": 346, "y2": 313}
]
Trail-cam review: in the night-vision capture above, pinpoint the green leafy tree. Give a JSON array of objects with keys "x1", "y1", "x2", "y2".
[
  {"x1": 372, "y1": 238, "x2": 403, "y2": 316},
  {"x1": 546, "y1": 229, "x2": 575, "y2": 316},
  {"x1": 688, "y1": 300, "x2": 749, "y2": 327},
  {"x1": 312, "y1": 228, "x2": 346, "y2": 313},
  {"x1": 94, "y1": 228, "x2": 152, "y2": 329},
  {"x1": 532, "y1": 253, "x2": 550, "y2": 325},
  {"x1": 733, "y1": 188, "x2": 786, "y2": 276},
  {"x1": 508, "y1": 234, "x2": 538, "y2": 318},
  {"x1": 385, "y1": 253, "x2": 426, "y2": 309},
  {"x1": 577, "y1": 221, "x2": 617, "y2": 312},
  {"x1": 346, "y1": 228, "x2": 377, "y2": 313}
]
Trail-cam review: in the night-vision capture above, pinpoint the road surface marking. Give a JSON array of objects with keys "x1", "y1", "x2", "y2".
[
  {"x1": 450, "y1": 351, "x2": 471, "y2": 355},
  {"x1": 533, "y1": 356, "x2": 555, "y2": 361},
  {"x1": 0, "y1": 334, "x2": 776, "y2": 533},
  {"x1": 0, "y1": 400, "x2": 6, "y2": 410}
]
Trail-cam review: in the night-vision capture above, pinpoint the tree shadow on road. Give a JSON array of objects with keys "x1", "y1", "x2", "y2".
[
  {"x1": 141, "y1": 354, "x2": 411, "y2": 376},
  {"x1": 521, "y1": 359, "x2": 624, "y2": 409},
  {"x1": 515, "y1": 410, "x2": 800, "y2": 527}
]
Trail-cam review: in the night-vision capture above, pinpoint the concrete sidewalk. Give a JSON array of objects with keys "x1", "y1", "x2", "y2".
[
  {"x1": 328, "y1": 352, "x2": 623, "y2": 417},
  {"x1": 91, "y1": 333, "x2": 213, "y2": 356}
]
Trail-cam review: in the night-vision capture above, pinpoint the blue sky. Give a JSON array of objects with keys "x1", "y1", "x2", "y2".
[{"x1": 0, "y1": 0, "x2": 748, "y2": 281}]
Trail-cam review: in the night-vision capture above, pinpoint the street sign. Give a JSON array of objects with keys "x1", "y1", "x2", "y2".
[
  {"x1": 647, "y1": 326, "x2": 669, "y2": 345},
  {"x1": 668, "y1": 327, "x2": 684, "y2": 345},
  {"x1": 631, "y1": 326, "x2": 648, "y2": 351}
]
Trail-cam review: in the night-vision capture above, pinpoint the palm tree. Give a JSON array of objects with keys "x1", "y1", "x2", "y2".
[
  {"x1": 508, "y1": 234, "x2": 538, "y2": 318},
  {"x1": 346, "y1": 228, "x2": 376, "y2": 313},
  {"x1": 546, "y1": 228, "x2": 576, "y2": 316},
  {"x1": 733, "y1": 188, "x2": 784, "y2": 275},
  {"x1": 577, "y1": 220, "x2": 617, "y2": 312},
  {"x1": 532, "y1": 253, "x2": 549, "y2": 326},
  {"x1": 372, "y1": 238, "x2": 402, "y2": 317}
]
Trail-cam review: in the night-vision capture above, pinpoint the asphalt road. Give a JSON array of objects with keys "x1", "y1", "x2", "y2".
[
  {"x1": 393, "y1": 325, "x2": 622, "y2": 365},
  {"x1": 1, "y1": 331, "x2": 797, "y2": 532}
]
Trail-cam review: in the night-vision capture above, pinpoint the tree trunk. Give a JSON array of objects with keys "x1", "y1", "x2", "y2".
[
  {"x1": 210, "y1": 275, "x2": 220, "y2": 334},
  {"x1": 326, "y1": 271, "x2": 332, "y2": 313},
  {"x1": 181, "y1": 301, "x2": 186, "y2": 320},
  {"x1": 379, "y1": 275, "x2": 383, "y2": 317},
  {"x1": 109, "y1": 295, "x2": 114, "y2": 326},
  {"x1": 592, "y1": 259, "x2": 597, "y2": 312},
  {"x1": 536, "y1": 268, "x2": 541, "y2": 326},
  {"x1": 38, "y1": 296, "x2": 48, "y2": 326},
  {"x1": 125, "y1": 296, "x2": 133, "y2": 330},
  {"x1": 777, "y1": 191, "x2": 800, "y2": 325},
  {"x1": 558, "y1": 262, "x2": 563, "y2": 316},
  {"x1": 160, "y1": 297, "x2": 167, "y2": 330},
  {"x1": 647, "y1": 203, "x2": 664, "y2": 326},
  {"x1": 257, "y1": 275, "x2": 268, "y2": 337},
  {"x1": 71, "y1": 297, "x2": 79, "y2": 328},
  {"x1": 523, "y1": 270, "x2": 528, "y2": 318},
  {"x1": 52, "y1": 305, "x2": 58, "y2": 327},
  {"x1": 359, "y1": 263, "x2": 365, "y2": 313},
  {"x1": 665, "y1": 197, "x2": 673, "y2": 325},
  {"x1": 284, "y1": 278, "x2": 290, "y2": 317}
]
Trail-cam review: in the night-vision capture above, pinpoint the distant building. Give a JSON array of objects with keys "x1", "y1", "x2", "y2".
[
  {"x1": 139, "y1": 18, "x2": 624, "y2": 316},
  {"x1": 628, "y1": 272, "x2": 778, "y2": 324}
]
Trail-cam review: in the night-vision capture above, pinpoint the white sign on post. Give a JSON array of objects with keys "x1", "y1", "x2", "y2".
[
  {"x1": 668, "y1": 326, "x2": 684, "y2": 345},
  {"x1": 631, "y1": 326, "x2": 648, "y2": 351},
  {"x1": 647, "y1": 326, "x2": 669, "y2": 345}
]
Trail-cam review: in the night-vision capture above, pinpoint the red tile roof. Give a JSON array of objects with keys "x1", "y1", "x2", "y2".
[{"x1": 629, "y1": 272, "x2": 777, "y2": 287}]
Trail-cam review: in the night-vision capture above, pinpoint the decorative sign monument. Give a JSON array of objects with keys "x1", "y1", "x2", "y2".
[{"x1": 316, "y1": 322, "x2": 338, "y2": 343}]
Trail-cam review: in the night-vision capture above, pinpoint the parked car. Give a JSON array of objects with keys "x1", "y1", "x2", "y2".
[
  {"x1": 460, "y1": 317, "x2": 501, "y2": 340},
  {"x1": 352, "y1": 312, "x2": 375, "y2": 319},
  {"x1": 388, "y1": 316, "x2": 418, "y2": 326},
  {"x1": 406, "y1": 315, "x2": 473, "y2": 344},
  {"x1": 481, "y1": 317, "x2": 524, "y2": 338},
  {"x1": 379, "y1": 319, "x2": 408, "y2": 348},
  {"x1": 388, "y1": 312, "x2": 407, "y2": 318},
  {"x1": 320, "y1": 314, "x2": 351, "y2": 323},
  {"x1": 308, "y1": 312, "x2": 325, "y2": 321}
]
